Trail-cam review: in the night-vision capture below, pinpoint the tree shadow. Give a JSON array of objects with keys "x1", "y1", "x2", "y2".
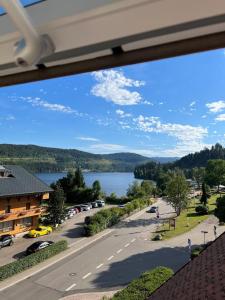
[
  {"x1": 60, "y1": 225, "x2": 85, "y2": 239},
  {"x1": 90, "y1": 245, "x2": 194, "y2": 290}
]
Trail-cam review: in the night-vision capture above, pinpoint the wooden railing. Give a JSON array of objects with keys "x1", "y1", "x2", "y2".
[{"x1": 0, "y1": 207, "x2": 45, "y2": 220}]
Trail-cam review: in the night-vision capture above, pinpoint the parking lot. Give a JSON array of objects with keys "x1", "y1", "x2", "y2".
[{"x1": 0, "y1": 204, "x2": 110, "y2": 267}]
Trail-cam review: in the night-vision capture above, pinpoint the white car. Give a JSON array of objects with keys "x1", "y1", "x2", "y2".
[
  {"x1": 80, "y1": 204, "x2": 91, "y2": 211},
  {"x1": 96, "y1": 200, "x2": 105, "y2": 207}
]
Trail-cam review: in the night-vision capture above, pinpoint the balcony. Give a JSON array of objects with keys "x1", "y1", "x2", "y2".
[{"x1": 0, "y1": 207, "x2": 44, "y2": 221}]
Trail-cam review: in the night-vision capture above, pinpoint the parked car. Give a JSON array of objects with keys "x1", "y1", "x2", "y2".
[
  {"x1": 0, "y1": 234, "x2": 13, "y2": 248},
  {"x1": 26, "y1": 241, "x2": 54, "y2": 255},
  {"x1": 96, "y1": 200, "x2": 105, "y2": 207},
  {"x1": 148, "y1": 206, "x2": 157, "y2": 213},
  {"x1": 118, "y1": 204, "x2": 125, "y2": 208},
  {"x1": 80, "y1": 204, "x2": 91, "y2": 211},
  {"x1": 74, "y1": 205, "x2": 82, "y2": 212},
  {"x1": 28, "y1": 226, "x2": 52, "y2": 238},
  {"x1": 84, "y1": 216, "x2": 91, "y2": 225},
  {"x1": 91, "y1": 201, "x2": 98, "y2": 208},
  {"x1": 66, "y1": 209, "x2": 75, "y2": 218},
  {"x1": 86, "y1": 203, "x2": 92, "y2": 209}
]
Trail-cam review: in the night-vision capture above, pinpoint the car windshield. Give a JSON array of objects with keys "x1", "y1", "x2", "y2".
[{"x1": 35, "y1": 228, "x2": 42, "y2": 231}]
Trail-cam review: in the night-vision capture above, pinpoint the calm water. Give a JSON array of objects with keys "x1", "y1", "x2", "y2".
[{"x1": 36, "y1": 172, "x2": 141, "y2": 197}]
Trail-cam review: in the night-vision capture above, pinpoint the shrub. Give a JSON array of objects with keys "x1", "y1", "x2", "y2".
[
  {"x1": 111, "y1": 266, "x2": 173, "y2": 300},
  {"x1": 0, "y1": 240, "x2": 68, "y2": 281},
  {"x1": 215, "y1": 196, "x2": 225, "y2": 222},
  {"x1": 195, "y1": 205, "x2": 209, "y2": 215},
  {"x1": 84, "y1": 198, "x2": 151, "y2": 236},
  {"x1": 191, "y1": 246, "x2": 204, "y2": 259}
]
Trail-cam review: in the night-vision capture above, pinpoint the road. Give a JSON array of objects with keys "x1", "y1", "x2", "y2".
[
  {"x1": 0, "y1": 206, "x2": 108, "y2": 266},
  {"x1": 0, "y1": 199, "x2": 188, "y2": 300}
]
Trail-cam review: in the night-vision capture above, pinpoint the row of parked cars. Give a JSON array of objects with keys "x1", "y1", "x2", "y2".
[{"x1": 65, "y1": 200, "x2": 105, "y2": 219}]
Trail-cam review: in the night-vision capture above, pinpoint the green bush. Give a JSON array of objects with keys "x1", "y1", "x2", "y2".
[
  {"x1": 84, "y1": 198, "x2": 152, "y2": 236},
  {"x1": 215, "y1": 196, "x2": 225, "y2": 222},
  {"x1": 195, "y1": 205, "x2": 209, "y2": 215},
  {"x1": 111, "y1": 266, "x2": 173, "y2": 300},
  {"x1": 191, "y1": 246, "x2": 204, "y2": 259},
  {"x1": 0, "y1": 240, "x2": 68, "y2": 281}
]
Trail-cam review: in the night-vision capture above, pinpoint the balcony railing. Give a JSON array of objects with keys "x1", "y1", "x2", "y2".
[{"x1": 0, "y1": 207, "x2": 44, "y2": 220}]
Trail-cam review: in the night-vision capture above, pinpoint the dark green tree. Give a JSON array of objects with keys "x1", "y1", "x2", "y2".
[
  {"x1": 205, "y1": 159, "x2": 225, "y2": 192},
  {"x1": 47, "y1": 184, "x2": 66, "y2": 225},
  {"x1": 215, "y1": 196, "x2": 225, "y2": 222},
  {"x1": 73, "y1": 167, "x2": 85, "y2": 188},
  {"x1": 92, "y1": 180, "x2": 101, "y2": 200},
  {"x1": 200, "y1": 182, "x2": 210, "y2": 205}
]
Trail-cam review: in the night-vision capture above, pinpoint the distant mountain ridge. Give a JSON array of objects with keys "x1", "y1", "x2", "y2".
[{"x1": 0, "y1": 144, "x2": 177, "y2": 173}]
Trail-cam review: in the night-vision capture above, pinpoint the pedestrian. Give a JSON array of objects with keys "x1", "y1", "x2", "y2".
[
  {"x1": 156, "y1": 210, "x2": 159, "y2": 219},
  {"x1": 214, "y1": 225, "x2": 217, "y2": 239}
]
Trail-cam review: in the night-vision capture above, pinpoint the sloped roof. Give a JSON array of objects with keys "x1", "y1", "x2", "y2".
[
  {"x1": 0, "y1": 165, "x2": 52, "y2": 197},
  {"x1": 148, "y1": 232, "x2": 225, "y2": 300}
]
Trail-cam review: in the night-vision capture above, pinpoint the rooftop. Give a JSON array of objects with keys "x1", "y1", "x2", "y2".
[
  {"x1": 148, "y1": 232, "x2": 225, "y2": 300},
  {"x1": 0, "y1": 165, "x2": 52, "y2": 197}
]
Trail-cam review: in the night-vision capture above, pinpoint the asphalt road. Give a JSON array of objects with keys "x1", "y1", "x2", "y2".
[
  {"x1": 0, "y1": 206, "x2": 109, "y2": 266},
  {"x1": 0, "y1": 200, "x2": 189, "y2": 300}
]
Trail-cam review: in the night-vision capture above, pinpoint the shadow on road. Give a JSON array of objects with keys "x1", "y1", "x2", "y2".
[
  {"x1": 60, "y1": 225, "x2": 85, "y2": 239},
  {"x1": 91, "y1": 245, "x2": 192, "y2": 289}
]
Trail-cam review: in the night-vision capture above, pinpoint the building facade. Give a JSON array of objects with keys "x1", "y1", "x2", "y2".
[{"x1": 0, "y1": 165, "x2": 52, "y2": 236}]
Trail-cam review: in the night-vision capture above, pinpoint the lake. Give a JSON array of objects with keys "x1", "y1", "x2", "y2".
[{"x1": 36, "y1": 172, "x2": 141, "y2": 197}]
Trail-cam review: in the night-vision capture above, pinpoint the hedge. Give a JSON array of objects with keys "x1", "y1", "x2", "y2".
[
  {"x1": 111, "y1": 266, "x2": 174, "y2": 300},
  {"x1": 195, "y1": 205, "x2": 209, "y2": 215},
  {"x1": 84, "y1": 198, "x2": 152, "y2": 236},
  {"x1": 0, "y1": 240, "x2": 68, "y2": 281}
]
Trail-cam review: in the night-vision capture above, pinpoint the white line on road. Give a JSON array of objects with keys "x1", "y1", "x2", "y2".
[
  {"x1": 131, "y1": 238, "x2": 136, "y2": 243},
  {"x1": 117, "y1": 249, "x2": 123, "y2": 254},
  {"x1": 65, "y1": 283, "x2": 76, "y2": 291},
  {"x1": 96, "y1": 263, "x2": 104, "y2": 269},
  {"x1": 124, "y1": 243, "x2": 130, "y2": 248},
  {"x1": 107, "y1": 255, "x2": 114, "y2": 261},
  {"x1": 82, "y1": 272, "x2": 92, "y2": 279}
]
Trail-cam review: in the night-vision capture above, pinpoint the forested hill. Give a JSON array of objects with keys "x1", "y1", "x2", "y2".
[
  {"x1": 174, "y1": 143, "x2": 225, "y2": 168},
  {"x1": 134, "y1": 143, "x2": 225, "y2": 180},
  {"x1": 0, "y1": 144, "x2": 161, "y2": 173}
]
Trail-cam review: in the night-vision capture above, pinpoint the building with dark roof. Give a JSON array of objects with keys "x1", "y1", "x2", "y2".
[
  {"x1": 0, "y1": 165, "x2": 52, "y2": 236},
  {"x1": 148, "y1": 232, "x2": 225, "y2": 300}
]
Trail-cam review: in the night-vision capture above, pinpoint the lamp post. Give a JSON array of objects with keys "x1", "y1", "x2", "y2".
[{"x1": 201, "y1": 230, "x2": 208, "y2": 245}]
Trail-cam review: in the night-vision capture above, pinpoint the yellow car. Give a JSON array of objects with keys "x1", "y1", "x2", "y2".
[{"x1": 28, "y1": 226, "x2": 52, "y2": 238}]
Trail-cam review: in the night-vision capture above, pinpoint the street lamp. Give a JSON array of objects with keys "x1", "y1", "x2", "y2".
[{"x1": 201, "y1": 230, "x2": 208, "y2": 245}]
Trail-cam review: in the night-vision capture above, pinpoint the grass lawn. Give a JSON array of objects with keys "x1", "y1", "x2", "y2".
[{"x1": 153, "y1": 194, "x2": 218, "y2": 240}]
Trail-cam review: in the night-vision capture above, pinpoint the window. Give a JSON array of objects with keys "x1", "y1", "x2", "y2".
[
  {"x1": 0, "y1": 221, "x2": 14, "y2": 232},
  {"x1": 0, "y1": 1, "x2": 46, "y2": 16},
  {"x1": 26, "y1": 203, "x2": 31, "y2": 210},
  {"x1": 20, "y1": 217, "x2": 32, "y2": 227}
]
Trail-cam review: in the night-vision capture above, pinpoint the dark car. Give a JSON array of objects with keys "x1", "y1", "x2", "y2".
[
  {"x1": 26, "y1": 241, "x2": 54, "y2": 255},
  {"x1": 0, "y1": 234, "x2": 13, "y2": 248},
  {"x1": 74, "y1": 205, "x2": 82, "y2": 212},
  {"x1": 148, "y1": 206, "x2": 157, "y2": 213}
]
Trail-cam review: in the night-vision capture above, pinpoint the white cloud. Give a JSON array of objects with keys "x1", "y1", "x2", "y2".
[
  {"x1": 91, "y1": 70, "x2": 145, "y2": 105},
  {"x1": 201, "y1": 115, "x2": 207, "y2": 119},
  {"x1": 77, "y1": 137, "x2": 100, "y2": 142},
  {"x1": 190, "y1": 101, "x2": 196, "y2": 107},
  {"x1": 215, "y1": 114, "x2": 225, "y2": 121},
  {"x1": 116, "y1": 109, "x2": 132, "y2": 118},
  {"x1": 206, "y1": 100, "x2": 225, "y2": 113},
  {"x1": 142, "y1": 100, "x2": 153, "y2": 106},
  {"x1": 17, "y1": 96, "x2": 83, "y2": 116},
  {"x1": 90, "y1": 143, "x2": 126, "y2": 153},
  {"x1": 159, "y1": 102, "x2": 164, "y2": 105},
  {"x1": 133, "y1": 115, "x2": 208, "y2": 156}
]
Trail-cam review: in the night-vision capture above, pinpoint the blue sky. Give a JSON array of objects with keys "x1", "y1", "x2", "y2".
[{"x1": 1, "y1": 49, "x2": 225, "y2": 157}]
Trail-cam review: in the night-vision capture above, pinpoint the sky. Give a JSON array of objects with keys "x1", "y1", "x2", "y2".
[{"x1": 1, "y1": 49, "x2": 225, "y2": 158}]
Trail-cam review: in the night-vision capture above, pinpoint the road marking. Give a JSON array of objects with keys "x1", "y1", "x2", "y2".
[
  {"x1": 107, "y1": 255, "x2": 114, "y2": 261},
  {"x1": 124, "y1": 243, "x2": 130, "y2": 248},
  {"x1": 144, "y1": 238, "x2": 148, "y2": 241},
  {"x1": 117, "y1": 249, "x2": 123, "y2": 254},
  {"x1": 96, "y1": 263, "x2": 103, "y2": 269},
  {"x1": 65, "y1": 283, "x2": 76, "y2": 291},
  {"x1": 131, "y1": 238, "x2": 136, "y2": 243},
  {"x1": 82, "y1": 272, "x2": 92, "y2": 279}
]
